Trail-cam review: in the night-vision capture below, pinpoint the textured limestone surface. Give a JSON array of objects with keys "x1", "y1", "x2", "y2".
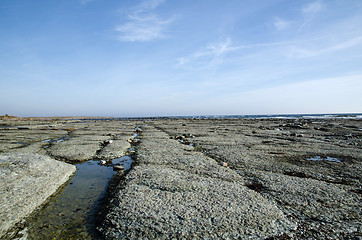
[
  {"x1": 97, "y1": 136, "x2": 131, "y2": 160},
  {"x1": 100, "y1": 126, "x2": 295, "y2": 239},
  {"x1": 0, "y1": 153, "x2": 76, "y2": 238},
  {"x1": 151, "y1": 118, "x2": 362, "y2": 239},
  {"x1": 100, "y1": 118, "x2": 361, "y2": 239},
  {"x1": 0, "y1": 120, "x2": 136, "y2": 162},
  {"x1": 1, "y1": 117, "x2": 361, "y2": 239},
  {"x1": 0, "y1": 119, "x2": 136, "y2": 239}
]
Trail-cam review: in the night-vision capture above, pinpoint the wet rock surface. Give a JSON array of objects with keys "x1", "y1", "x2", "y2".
[{"x1": 0, "y1": 153, "x2": 76, "y2": 238}]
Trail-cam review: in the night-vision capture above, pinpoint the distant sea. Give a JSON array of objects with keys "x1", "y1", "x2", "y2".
[
  {"x1": 180, "y1": 113, "x2": 362, "y2": 120},
  {"x1": 89, "y1": 113, "x2": 362, "y2": 121}
]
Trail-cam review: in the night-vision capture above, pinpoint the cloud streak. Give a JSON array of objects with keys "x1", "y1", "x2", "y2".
[
  {"x1": 80, "y1": 0, "x2": 94, "y2": 5},
  {"x1": 300, "y1": 0, "x2": 324, "y2": 28},
  {"x1": 272, "y1": 0, "x2": 324, "y2": 31},
  {"x1": 137, "y1": 0, "x2": 165, "y2": 11},
  {"x1": 176, "y1": 38, "x2": 314, "y2": 69},
  {"x1": 273, "y1": 17, "x2": 292, "y2": 30},
  {"x1": 177, "y1": 31, "x2": 362, "y2": 73},
  {"x1": 302, "y1": 0, "x2": 324, "y2": 15},
  {"x1": 287, "y1": 36, "x2": 362, "y2": 58},
  {"x1": 115, "y1": 0, "x2": 173, "y2": 42},
  {"x1": 177, "y1": 38, "x2": 241, "y2": 68}
]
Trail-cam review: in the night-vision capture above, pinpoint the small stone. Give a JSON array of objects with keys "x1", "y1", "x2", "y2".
[
  {"x1": 222, "y1": 162, "x2": 228, "y2": 167},
  {"x1": 113, "y1": 165, "x2": 125, "y2": 171},
  {"x1": 176, "y1": 135, "x2": 185, "y2": 140}
]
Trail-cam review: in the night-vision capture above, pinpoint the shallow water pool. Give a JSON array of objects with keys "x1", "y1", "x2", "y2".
[
  {"x1": 307, "y1": 156, "x2": 341, "y2": 163},
  {"x1": 14, "y1": 156, "x2": 132, "y2": 239}
]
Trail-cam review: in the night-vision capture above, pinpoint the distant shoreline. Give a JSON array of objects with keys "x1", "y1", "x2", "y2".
[{"x1": 1, "y1": 113, "x2": 361, "y2": 121}]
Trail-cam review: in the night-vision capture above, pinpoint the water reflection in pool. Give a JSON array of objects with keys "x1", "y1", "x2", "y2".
[{"x1": 15, "y1": 156, "x2": 133, "y2": 239}]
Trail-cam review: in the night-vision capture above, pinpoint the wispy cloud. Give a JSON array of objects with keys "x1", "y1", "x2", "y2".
[
  {"x1": 287, "y1": 36, "x2": 362, "y2": 58},
  {"x1": 80, "y1": 0, "x2": 94, "y2": 5},
  {"x1": 115, "y1": 0, "x2": 173, "y2": 42},
  {"x1": 273, "y1": 17, "x2": 292, "y2": 30},
  {"x1": 176, "y1": 38, "x2": 307, "y2": 69},
  {"x1": 273, "y1": 1, "x2": 324, "y2": 32},
  {"x1": 177, "y1": 31, "x2": 362, "y2": 71},
  {"x1": 115, "y1": 15, "x2": 172, "y2": 42},
  {"x1": 177, "y1": 38, "x2": 240, "y2": 68},
  {"x1": 300, "y1": 0, "x2": 324, "y2": 28},
  {"x1": 137, "y1": 0, "x2": 165, "y2": 11},
  {"x1": 302, "y1": 0, "x2": 324, "y2": 15}
]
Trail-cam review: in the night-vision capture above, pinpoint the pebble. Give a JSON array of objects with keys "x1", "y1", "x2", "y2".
[{"x1": 113, "y1": 165, "x2": 125, "y2": 171}]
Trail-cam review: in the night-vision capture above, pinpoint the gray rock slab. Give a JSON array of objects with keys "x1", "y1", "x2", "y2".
[
  {"x1": 152, "y1": 118, "x2": 362, "y2": 238},
  {"x1": 47, "y1": 136, "x2": 108, "y2": 161},
  {"x1": 0, "y1": 153, "x2": 76, "y2": 238},
  {"x1": 243, "y1": 170, "x2": 361, "y2": 238},
  {"x1": 264, "y1": 170, "x2": 360, "y2": 220},
  {"x1": 99, "y1": 126, "x2": 295, "y2": 239},
  {"x1": 0, "y1": 129, "x2": 68, "y2": 154},
  {"x1": 97, "y1": 136, "x2": 131, "y2": 160}
]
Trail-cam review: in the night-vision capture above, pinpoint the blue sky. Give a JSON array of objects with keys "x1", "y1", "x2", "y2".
[{"x1": 1, "y1": 0, "x2": 361, "y2": 117}]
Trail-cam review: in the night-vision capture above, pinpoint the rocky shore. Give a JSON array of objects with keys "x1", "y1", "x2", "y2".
[
  {"x1": 0, "y1": 153, "x2": 76, "y2": 239},
  {"x1": 0, "y1": 119, "x2": 135, "y2": 239},
  {"x1": 0, "y1": 117, "x2": 361, "y2": 239},
  {"x1": 100, "y1": 118, "x2": 361, "y2": 239}
]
